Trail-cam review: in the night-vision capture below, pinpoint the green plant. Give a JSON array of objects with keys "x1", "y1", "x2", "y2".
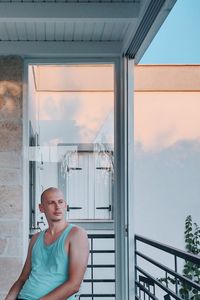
[
  {"x1": 158, "y1": 215, "x2": 200, "y2": 299},
  {"x1": 179, "y1": 215, "x2": 200, "y2": 300}
]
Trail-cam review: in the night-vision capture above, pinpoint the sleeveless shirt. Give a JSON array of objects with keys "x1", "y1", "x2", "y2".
[{"x1": 18, "y1": 224, "x2": 76, "y2": 300}]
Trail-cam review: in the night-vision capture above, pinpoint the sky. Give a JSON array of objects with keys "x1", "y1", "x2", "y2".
[
  {"x1": 134, "y1": 0, "x2": 200, "y2": 248},
  {"x1": 140, "y1": 0, "x2": 200, "y2": 64},
  {"x1": 135, "y1": 90, "x2": 200, "y2": 151}
]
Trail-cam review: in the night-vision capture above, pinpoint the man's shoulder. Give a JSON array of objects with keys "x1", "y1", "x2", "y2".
[
  {"x1": 69, "y1": 224, "x2": 88, "y2": 240},
  {"x1": 30, "y1": 231, "x2": 41, "y2": 245},
  {"x1": 31, "y1": 231, "x2": 40, "y2": 239},
  {"x1": 67, "y1": 225, "x2": 89, "y2": 254}
]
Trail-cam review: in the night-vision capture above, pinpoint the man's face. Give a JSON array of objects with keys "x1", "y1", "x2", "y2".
[{"x1": 39, "y1": 190, "x2": 67, "y2": 222}]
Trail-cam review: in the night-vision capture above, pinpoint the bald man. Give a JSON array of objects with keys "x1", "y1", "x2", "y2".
[{"x1": 5, "y1": 187, "x2": 89, "y2": 300}]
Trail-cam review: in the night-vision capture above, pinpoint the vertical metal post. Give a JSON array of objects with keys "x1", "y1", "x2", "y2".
[
  {"x1": 134, "y1": 237, "x2": 137, "y2": 298},
  {"x1": 127, "y1": 58, "x2": 135, "y2": 300},
  {"x1": 114, "y1": 57, "x2": 127, "y2": 300},
  {"x1": 174, "y1": 255, "x2": 178, "y2": 295},
  {"x1": 91, "y1": 237, "x2": 94, "y2": 300},
  {"x1": 114, "y1": 56, "x2": 135, "y2": 300},
  {"x1": 153, "y1": 283, "x2": 155, "y2": 296},
  {"x1": 165, "y1": 271, "x2": 168, "y2": 289}
]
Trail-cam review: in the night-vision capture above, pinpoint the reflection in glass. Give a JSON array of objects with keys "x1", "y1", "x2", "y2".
[{"x1": 28, "y1": 64, "x2": 114, "y2": 227}]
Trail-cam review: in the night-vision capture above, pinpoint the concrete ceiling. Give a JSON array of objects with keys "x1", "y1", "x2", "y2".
[{"x1": 0, "y1": 0, "x2": 177, "y2": 60}]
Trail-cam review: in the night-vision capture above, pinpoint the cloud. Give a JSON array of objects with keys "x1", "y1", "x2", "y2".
[
  {"x1": 135, "y1": 91, "x2": 200, "y2": 151},
  {"x1": 38, "y1": 91, "x2": 114, "y2": 144}
]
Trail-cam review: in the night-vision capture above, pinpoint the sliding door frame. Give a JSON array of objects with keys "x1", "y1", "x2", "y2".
[{"x1": 23, "y1": 56, "x2": 134, "y2": 299}]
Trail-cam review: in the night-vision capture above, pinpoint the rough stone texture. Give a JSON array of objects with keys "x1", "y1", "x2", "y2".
[
  {"x1": 0, "y1": 56, "x2": 23, "y2": 296},
  {"x1": 6, "y1": 238, "x2": 22, "y2": 257},
  {"x1": 0, "y1": 220, "x2": 22, "y2": 238},
  {"x1": 0, "y1": 81, "x2": 22, "y2": 120},
  {"x1": 0, "y1": 257, "x2": 22, "y2": 292},
  {"x1": 0, "y1": 168, "x2": 22, "y2": 185},
  {"x1": 0, "y1": 56, "x2": 23, "y2": 82},
  {"x1": 0, "y1": 238, "x2": 7, "y2": 255},
  {"x1": 0, "y1": 151, "x2": 22, "y2": 169},
  {"x1": 0, "y1": 120, "x2": 22, "y2": 151},
  {"x1": 0, "y1": 185, "x2": 23, "y2": 218}
]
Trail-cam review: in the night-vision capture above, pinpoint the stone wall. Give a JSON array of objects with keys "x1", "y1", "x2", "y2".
[{"x1": 0, "y1": 56, "x2": 23, "y2": 299}]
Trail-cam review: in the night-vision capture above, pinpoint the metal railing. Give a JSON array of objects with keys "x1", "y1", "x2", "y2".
[
  {"x1": 79, "y1": 233, "x2": 115, "y2": 299},
  {"x1": 135, "y1": 235, "x2": 200, "y2": 300}
]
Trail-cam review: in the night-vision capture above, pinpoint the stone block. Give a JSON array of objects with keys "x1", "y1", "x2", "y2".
[
  {"x1": 0, "y1": 120, "x2": 22, "y2": 151},
  {"x1": 6, "y1": 238, "x2": 22, "y2": 257},
  {"x1": 0, "y1": 257, "x2": 22, "y2": 292},
  {"x1": 0, "y1": 169, "x2": 22, "y2": 186},
  {"x1": 0, "y1": 152, "x2": 22, "y2": 169},
  {"x1": 0, "y1": 56, "x2": 23, "y2": 82},
  {"x1": 0, "y1": 220, "x2": 22, "y2": 238},
  {"x1": 0, "y1": 185, "x2": 23, "y2": 218},
  {"x1": 0, "y1": 80, "x2": 22, "y2": 120},
  {"x1": 0, "y1": 238, "x2": 7, "y2": 255}
]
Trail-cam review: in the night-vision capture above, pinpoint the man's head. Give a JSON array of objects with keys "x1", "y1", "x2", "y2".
[
  {"x1": 40, "y1": 187, "x2": 63, "y2": 204},
  {"x1": 39, "y1": 187, "x2": 67, "y2": 223}
]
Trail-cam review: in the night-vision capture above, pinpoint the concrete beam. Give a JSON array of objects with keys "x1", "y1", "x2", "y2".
[
  {"x1": 0, "y1": 41, "x2": 122, "y2": 56},
  {"x1": 0, "y1": 2, "x2": 140, "y2": 22}
]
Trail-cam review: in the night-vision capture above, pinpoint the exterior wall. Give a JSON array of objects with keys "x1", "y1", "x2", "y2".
[
  {"x1": 134, "y1": 65, "x2": 200, "y2": 91},
  {"x1": 0, "y1": 56, "x2": 23, "y2": 299}
]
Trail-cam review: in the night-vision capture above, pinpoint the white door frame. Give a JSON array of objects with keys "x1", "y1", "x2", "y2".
[
  {"x1": 23, "y1": 56, "x2": 135, "y2": 298},
  {"x1": 114, "y1": 56, "x2": 135, "y2": 300},
  {"x1": 127, "y1": 58, "x2": 135, "y2": 299}
]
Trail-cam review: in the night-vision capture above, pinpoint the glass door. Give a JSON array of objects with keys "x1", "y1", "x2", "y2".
[{"x1": 28, "y1": 61, "x2": 116, "y2": 299}]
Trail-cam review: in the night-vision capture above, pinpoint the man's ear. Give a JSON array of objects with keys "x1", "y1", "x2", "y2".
[{"x1": 39, "y1": 203, "x2": 44, "y2": 213}]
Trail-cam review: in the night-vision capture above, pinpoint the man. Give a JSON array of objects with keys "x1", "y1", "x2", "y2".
[{"x1": 5, "y1": 187, "x2": 89, "y2": 300}]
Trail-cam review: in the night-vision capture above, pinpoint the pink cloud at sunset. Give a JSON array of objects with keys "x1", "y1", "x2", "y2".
[
  {"x1": 134, "y1": 65, "x2": 200, "y2": 152},
  {"x1": 135, "y1": 92, "x2": 200, "y2": 151},
  {"x1": 38, "y1": 91, "x2": 114, "y2": 144},
  {"x1": 31, "y1": 64, "x2": 114, "y2": 145}
]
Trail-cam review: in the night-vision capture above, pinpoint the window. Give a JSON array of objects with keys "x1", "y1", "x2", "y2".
[{"x1": 28, "y1": 63, "x2": 114, "y2": 229}]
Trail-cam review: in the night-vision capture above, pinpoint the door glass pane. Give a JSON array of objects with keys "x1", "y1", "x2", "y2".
[
  {"x1": 28, "y1": 64, "x2": 114, "y2": 226},
  {"x1": 28, "y1": 63, "x2": 115, "y2": 299}
]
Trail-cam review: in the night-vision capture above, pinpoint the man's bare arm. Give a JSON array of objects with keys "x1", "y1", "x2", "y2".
[
  {"x1": 40, "y1": 227, "x2": 89, "y2": 300},
  {"x1": 4, "y1": 233, "x2": 39, "y2": 300}
]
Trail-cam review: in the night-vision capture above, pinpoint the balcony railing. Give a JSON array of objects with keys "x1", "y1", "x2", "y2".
[
  {"x1": 135, "y1": 235, "x2": 200, "y2": 300},
  {"x1": 29, "y1": 231, "x2": 200, "y2": 299},
  {"x1": 79, "y1": 233, "x2": 115, "y2": 299}
]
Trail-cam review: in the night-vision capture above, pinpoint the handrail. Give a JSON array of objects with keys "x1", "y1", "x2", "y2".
[
  {"x1": 135, "y1": 234, "x2": 200, "y2": 264},
  {"x1": 135, "y1": 234, "x2": 200, "y2": 300},
  {"x1": 136, "y1": 250, "x2": 200, "y2": 291},
  {"x1": 88, "y1": 233, "x2": 115, "y2": 238}
]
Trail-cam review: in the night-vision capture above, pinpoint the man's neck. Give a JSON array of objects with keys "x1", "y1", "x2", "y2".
[{"x1": 47, "y1": 221, "x2": 68, "y2": 236}]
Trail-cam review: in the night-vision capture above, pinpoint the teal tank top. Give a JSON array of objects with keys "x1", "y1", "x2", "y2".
[{"x1": 19, "y1": 224, "x2": 76, "y2": 300}]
